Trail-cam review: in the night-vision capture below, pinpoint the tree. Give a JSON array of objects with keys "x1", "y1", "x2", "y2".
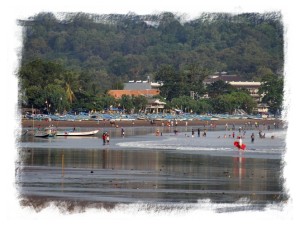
[
  {"x1": 62, "y1": 71, "x2": 79, "y2": 104},
  {"x1": 111, "y1": 80, "x2": 124, "y2": 90},
  {"x1": 44, "y1": 84, "x2": 69, "y2": 113},
  {"x1": 24, "y1": 86, "x2": 45, "y2": 109},
  {"x1": 19, "y1": 59, "x2": 64, "y2": 89},
  {"x1": 155, "y1": 65, "x2": 179, "y2": 101},
  {"x1": 211, "y1": 91, "x2": 256, "y2": 114},
  {"x1": 259, "y1": 74, "x2": 283, "y2": 114},
  {"x1": 170, "y1": 96, "x2": 194, "y2": 112},
  {"x1": 206, "y1": 80, "x2": 236, "y2": 98},
  {"x1": 132, "y1": 95, "x2": 148, "y2": 113},
  {"x1": 100, "y1": 94, "x2": 116, "y2": 110},
  {"x1": 118, "y1": 95, "x2": 134, "y2": 113}
]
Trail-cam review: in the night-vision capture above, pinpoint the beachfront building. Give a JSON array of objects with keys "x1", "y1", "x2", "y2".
[
  {"x1": 124, "y1": 80, "x2": 163, "y2": 91},
  {"x1": 145, "y1": 99, "x2": 166, "y2": 114},
  {"x1": 229, "y1": 81, "x2": 262, "y2": 102},
  {"x1": 203, "y1": 73, "x2": 262, "y2": 102},
  {"x1": 108, "y1": 77, "x2": 163, "y2": 99},
  {"x1": 203, "y1": 72, "x2": 268, "y2": 113},
  {"x1": 108, "y1": 78, "x2": 166, "y2": 113},
  {"x1": 107, "y1": 89, "x2": 160, "y2": 99},
  {"x1": 203, "y1": 72, "x2": 243, "y2": 85}
]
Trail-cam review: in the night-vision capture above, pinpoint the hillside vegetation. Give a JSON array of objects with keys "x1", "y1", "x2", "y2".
[{"x1": 18, "y1": 12, "x2": 284, "y2": 114}]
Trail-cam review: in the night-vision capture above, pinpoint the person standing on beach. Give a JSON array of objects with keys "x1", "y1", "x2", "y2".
[
  {"x1": 102, "y1": 132, "x2": 106, "y2": 145},
  {"x1": 251, "y1": 133, "x2": 255, "y2": 143},
  {"x1": 192, "y1": 129, "x2": 194, "y2": 138},
  {"x1": 239, "y1": 136, "x2": 243, "y2": 147},
  {"x1": 197, "y1": 128, "x2": 200, "y2": 137},
  {"x1": 156, "y1": 129, "x2": 160, "y2": 136},
  {"x1": 106, "y1": 133, "x2": 110, "y2": 145},
  {"x1": 121, "y1": 128, "x2": 125, "y2": 138}
]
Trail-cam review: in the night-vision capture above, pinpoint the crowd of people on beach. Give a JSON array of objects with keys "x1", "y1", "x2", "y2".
[{"x1": 157, "y1": 121, "x2": 279, "y2": 151}]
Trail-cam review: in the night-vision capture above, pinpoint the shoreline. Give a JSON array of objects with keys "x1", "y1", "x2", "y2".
[{"x1": 21, "y1": 118, "x2": 284, "y2": 129}]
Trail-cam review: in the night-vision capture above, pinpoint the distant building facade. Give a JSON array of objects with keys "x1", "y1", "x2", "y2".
[
  {"x1": 145, "y1": 99, "x2": 166, "y2": 113},
  {"x1": 203, "y1": 73, "x2": 267, "y2": 113},
  {"x1": 229, "y1": 81, "x2": 262, "y2": 102},
  {"x1": 108, "y1": 89, "x2": 160, "y2": 99},
  {"x1": 108, "y1": 79, "x2": 166, "y2": 113}
]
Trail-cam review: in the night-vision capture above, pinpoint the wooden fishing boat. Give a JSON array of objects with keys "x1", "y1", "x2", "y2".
[
  {"x1": 34, "y1": 132, "x2": 50, "y2": 138},
  {"x1": 56, "y1": 129, "x2": 99, "y2": 136},
  {"x1": 44, "y1": 126, "x2": 57, "y2": 137}
]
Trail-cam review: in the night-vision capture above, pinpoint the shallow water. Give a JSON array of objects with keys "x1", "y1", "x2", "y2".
[{"x1": 17, "y1": 126, "x2": 287, "y2": 209}]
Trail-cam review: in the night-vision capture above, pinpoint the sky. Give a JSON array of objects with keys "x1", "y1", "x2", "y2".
[{"x1": 1, "y1": 0, "x2": 300, "y2": 224}]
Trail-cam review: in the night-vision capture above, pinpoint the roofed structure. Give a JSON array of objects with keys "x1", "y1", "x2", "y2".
[
  {"x1": 124, "y1": 82, "x2": 152, "y2": 90},
  {"x1": 203, "y1": 74, "x2": 245, "y2": 85},
  {"x1": 108, "y1": 89, "x2": 160, "y2": 99}
]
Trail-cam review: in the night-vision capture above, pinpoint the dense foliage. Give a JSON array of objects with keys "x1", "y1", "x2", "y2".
[
  {"x1": 259, "y1": 74, "x2": 284, "y2": 114},
  {"x1": 18, "y1": 12, "x2": 284, "y2": 114}
]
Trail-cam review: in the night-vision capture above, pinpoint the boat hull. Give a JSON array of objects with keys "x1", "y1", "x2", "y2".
[
  {"x1": 56, "y1": 130, "x2": 99, "y2": 136},
  {"x1": 34, "y1": 133, "x2": 50, "y2": 138}
]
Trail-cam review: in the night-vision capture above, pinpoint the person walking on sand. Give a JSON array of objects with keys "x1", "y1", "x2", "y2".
[
  {"x1": 192, "y1": 129, "x2": 194, "y2": 138},
  {"x1": 102, "y1": 132, "x2": 106, "y2": 145},
  {"x1": 106, "y1": 133, "x2": 110, "y2": 145},
  {"x1": 121, "y1": 128, "x2": 125, "y2": 138},
  {"x1": 251, "y1": 133, "x2": 255, "y2": 143},
  {"x1": 197, "y1": 128, "x2": 200, "y2": 137}
]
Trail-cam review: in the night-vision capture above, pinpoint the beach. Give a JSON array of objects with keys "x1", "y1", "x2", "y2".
[{"x1": 18, "y1": 120, "x2": 287, "y2": 212}]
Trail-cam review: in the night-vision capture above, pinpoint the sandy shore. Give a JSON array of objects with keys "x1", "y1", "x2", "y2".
[{"x1": 21, "y1": 118, "x2": 284, "y2": 129}]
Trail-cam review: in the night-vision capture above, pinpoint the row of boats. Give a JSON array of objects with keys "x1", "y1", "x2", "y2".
[{"x1": 24, "y1": 112, "x2": 276, "y2": 123}]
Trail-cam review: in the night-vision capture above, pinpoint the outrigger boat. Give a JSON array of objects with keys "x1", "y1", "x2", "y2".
[
  {"x1": 34, "y1": 131, "x2": 50, "y2": 138},
  {"x1": 56, "y1": 129, "x2": 99, "y2": 136},
  {"x1": 44, "y1": 126, "x2": 57, "y2": 137},
  {"x1": 33, "y1": 126, "x2": 57, "y2": 138}
]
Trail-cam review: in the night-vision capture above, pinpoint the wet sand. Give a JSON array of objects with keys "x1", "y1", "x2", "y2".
[
  {"x1": 18, "y1": 127, "x2": 287, "y2": 212},
  {"x1": 19, "y1": 153, "x2": 285, "y2": 211}
]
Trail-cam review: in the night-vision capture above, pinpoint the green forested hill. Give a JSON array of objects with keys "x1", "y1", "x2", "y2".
[
  {"x1": 19, "y1": 12, "x2": 283, "y2": 89},
  {"x1": 18, "y1": 12, "x2": 284, "y2": 114}
]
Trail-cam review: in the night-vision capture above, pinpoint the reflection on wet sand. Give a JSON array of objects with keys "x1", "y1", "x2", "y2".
[
  {"x1": 18, "y1": 126, "x2": 287, "y2": 212},
  {"x1": 20, "y1": 147, "x2": 286, "y2": 207}
]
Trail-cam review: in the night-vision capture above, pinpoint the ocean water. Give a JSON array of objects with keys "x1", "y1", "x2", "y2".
[{"x1": 17, "y1": 127, "x2": 287, "y2": 211}]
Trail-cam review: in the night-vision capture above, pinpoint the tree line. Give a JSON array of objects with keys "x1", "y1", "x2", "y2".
[{"x1": 19, "y1": 59, "x2": 283, "y2": 115}]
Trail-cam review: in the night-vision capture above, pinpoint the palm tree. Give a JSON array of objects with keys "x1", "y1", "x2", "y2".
[
  {"x1": 65, "y1": 83, "x2": 76, "y2": 103},
  {"x1": 63, "y1": 71, "x2": 79, "y2": 104}
]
